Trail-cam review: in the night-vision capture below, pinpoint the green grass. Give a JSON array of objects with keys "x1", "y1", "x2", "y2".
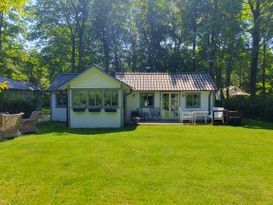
[{"x1": 1, "y1": 121, "x2": 273, "y2": 204}]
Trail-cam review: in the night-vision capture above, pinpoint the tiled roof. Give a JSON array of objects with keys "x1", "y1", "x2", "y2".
[
  {"x1": 48, "y1": 71, "x2": 217, "y2": 91},
  {"x1": 48, "y1": 73, "x2": 79, "y2": 91},
  {"x1": 115, "y1": 72, "x2": 217, "y2": 91},
  {"x1": 0, "y1": 75, "x2": 42, "y2": 91}
]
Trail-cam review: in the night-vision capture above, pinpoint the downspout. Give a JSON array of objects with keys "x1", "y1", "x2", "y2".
[
  {"x1": 124, "y1": 88, "x2": 133, "y2": 125},
  {"x1": 65, "y1": 90, "x2": 68, "y2": 127},
  {"x1": 208, "y1": 91, "x2": 212, "y2": 114}
]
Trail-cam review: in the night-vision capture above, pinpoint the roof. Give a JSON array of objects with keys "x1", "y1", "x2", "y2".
[
  {"x1": 0, "y1": 75, "x2": 42, "y2": 91},
  {"x1": 48, "y1": 73, "x2": 79, "y2": 91},
  {"x1": 216, "y1": 86, "x2": 250, "y2": 97},
  {"x1": 49, "y1": 71, "x2": 217, "y2": 92},
  {"x1": 115, "y1": 72, "x2": 217, "y2": 91}
]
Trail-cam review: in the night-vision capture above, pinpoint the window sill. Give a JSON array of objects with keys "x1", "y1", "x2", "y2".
[
  {"x1": 72, "y1": 107, "x2": 86, "y2": 112},
  {"x1": 104, "y1": 108, "x2": 118, "y2": 112},
  {"x1": 88, "y1": 107, "x2": 101, "y2": 112}
]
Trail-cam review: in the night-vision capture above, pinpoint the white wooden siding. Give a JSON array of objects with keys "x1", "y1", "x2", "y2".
[
  {"x1": 70, "y1": 68, "x2": 121, "y2": 88},
  {"x1": 67, "y1": 68, "x2": 123, "y2": 128},
  {"x1": 51, "y1": 93, "x2": 67, "y2": 122},
  {"x1": 125, "y1": 91, "x2": 213, "y2": 122}
]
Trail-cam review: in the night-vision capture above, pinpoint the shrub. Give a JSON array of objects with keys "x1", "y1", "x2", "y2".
[
  {"x1": 0, "y1": 91, "x2": 41, "y2": 118},
  {"x1": 224, "y1": 96, "x2": 273, "y2": 122}
]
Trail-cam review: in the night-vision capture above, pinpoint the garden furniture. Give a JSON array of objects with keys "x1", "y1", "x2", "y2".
[
  {"x1": 226, "y1": 111, "x2": 242, "y2": 126},
  {"x1": 150, "y1": 107, "x2": 161, "y2": 120},
  {"x1": 0, "y1": 113, "x2": 24, "y2": 138},
  {"x1": 178, "y1": 107, "x2": 193, "y2": 124},
  {"x1": 192, "y1": 111, "x2": 209, "y2": 124},
  {"x1": 20, "y1": 111, "x2": 42, "y2": 134}
]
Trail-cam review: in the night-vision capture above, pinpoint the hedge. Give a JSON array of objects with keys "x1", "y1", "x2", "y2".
[
  {"x1": 223, "y1": 96, "x2": 273, "y2": 122},
  {"x1": 0, "y1": 91, "x2": 41, "y2": 118}
]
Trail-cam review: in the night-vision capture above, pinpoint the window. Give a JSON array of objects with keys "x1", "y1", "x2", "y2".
[
  {"x1": 89, "y1": 89, "x2": 102, "y2": 107},
  {"x1": 140, "y1": 93, "x2": 154, "y2": 107},
  {"x1": 104, "y1": 90, "x2": 119, "y2": 107},
  {"x1": 186, "y1": 93, "x2": 201, "y2": 108},
  {"x1": 56, "y1": 93, "x2": 67, "y2": 107},
  {"x1": 72, "y1": 90, "x2": 86, "y2": 107}
]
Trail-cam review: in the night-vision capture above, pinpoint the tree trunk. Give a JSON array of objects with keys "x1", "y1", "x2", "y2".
[
  {"x1": 262, "y1": 38, "x2": 266, "y2": 96},
  {"x1": 0, "y1": 12, "x2": 3, "y2": 53},
  {"x1": 78, "y1": 23, "x2": 85, "y2": 72},
  {"x1": 102, "y1": 27, "x2": 110, "y2": 72},
  {"x1": 71, "y1": 33, "x2": 77, "y2": 72},
  {"x1": 249, "y1": 0, "x2": 261, "y2": 96},
  {"x1": 0, "y1": 12, "x2": 4, "y2": 66}
]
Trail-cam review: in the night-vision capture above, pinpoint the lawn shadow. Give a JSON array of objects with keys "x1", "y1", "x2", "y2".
[
  {"x1": 242, "y1": 119, "x2": 273, "y2": 130},
  {"x1": 36, "y1": 121, "x2": 137, "y2": 136}
]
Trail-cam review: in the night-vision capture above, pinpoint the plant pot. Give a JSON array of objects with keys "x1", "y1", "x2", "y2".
[
  {"x1": 104, "y1": 108, "x2": 117, "y2": 112},
  {"x1": 88, "y1": 107, "x2": 101, "y2": 112},
  {"x1": 73, "y1": 107, "x2": 85, "y2": 112}
]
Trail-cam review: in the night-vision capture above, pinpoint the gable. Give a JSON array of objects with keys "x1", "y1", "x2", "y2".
[{"x1": 65, "y1": 67, "x2": 121, "y2": 89}]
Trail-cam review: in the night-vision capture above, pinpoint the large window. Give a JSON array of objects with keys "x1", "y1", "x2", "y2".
[
  {"x1": 89, "y1": 89, "x2": 103, "y2": 107},
  {"x1": 72, "y1": 90, "x2": 87, "y2": 107},
  {"x1": 186, "y1": 93, "x2": 201, "y2": 108},
  {"x1": 56, "y1": 93, "x2": 67, "y2": 107},
  {"x1": 140, "y1": 93, "x2": 154, "y2": 107},
  {"x1": 72, "y1": 89, "x2": 119, "y2": 108},
  {"x1": 104, "y1": 90, "x2": 119, "y2": 107}
]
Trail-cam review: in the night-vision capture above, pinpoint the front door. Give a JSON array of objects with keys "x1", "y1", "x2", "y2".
[{"x1": 161, "y1": 93, "x2": 179, "y2": 120}]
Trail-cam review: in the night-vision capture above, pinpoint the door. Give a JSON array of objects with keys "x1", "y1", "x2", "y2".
[{"x1": 161, "y1": 93, "x2": 179, "y2": 119}]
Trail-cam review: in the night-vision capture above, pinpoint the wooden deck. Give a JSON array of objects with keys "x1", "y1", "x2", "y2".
[{"x1": 138, "y1": 120, "x2": 212, "y2": 125}]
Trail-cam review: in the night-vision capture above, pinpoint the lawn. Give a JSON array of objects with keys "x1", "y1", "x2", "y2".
[{"x1": 0, "y1": 121, "x2": 273, "y2": 204}]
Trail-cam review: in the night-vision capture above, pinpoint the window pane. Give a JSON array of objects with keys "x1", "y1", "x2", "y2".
[
  {"x1": 186, "y1": 93, "x2": 201, "y2": 108},
  {"x1": 72, "y1": 90, "x2": 86, "y2": 107},
  {"x1": 104, "y1": 90, "x2": 119, "y2": 107},
  {"x1": 57, "y1": 93, "x2": 67, "y2": 106},
  {"x1": 89, "y1": 90, "x2": 102, "y2": 107},
  {"x1": 140, "y1": 93, "x2": 154, "y2": 107},
  {"x1": 111, "y1": 92, "x2": 118, "y2": 106}
]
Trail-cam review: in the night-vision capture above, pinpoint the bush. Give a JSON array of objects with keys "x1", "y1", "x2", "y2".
[
  {"x1": 224, "y1": 96, "x2": 273, "y2": 122},
  {"x1": 0, "y1": 91, "x2": 41, "y2": 118}
]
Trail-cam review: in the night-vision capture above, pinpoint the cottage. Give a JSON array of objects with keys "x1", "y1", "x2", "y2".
[
  {"x1": 0, "y1": 75, "x2": 41, "y2": 92},
  {"x1": 48, "y1": 66, "x2": 217, "y2": 128},
  {"x1": 216, "y1": 86, "x2": 250, "y2": 100}
]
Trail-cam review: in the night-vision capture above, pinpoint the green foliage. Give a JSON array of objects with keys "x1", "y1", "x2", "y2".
[
  {"x1": 0, "y1": 0, "x2": 273, "y2": 94},
  {"x1": 0, "y1": 81, "x2": 8, "y2": 92},
  {"x1": 0, "y1": 0, "x2": 28, "y2": 14},
  {"x1": 0, "y1": 91, "x2": 40, "y2": 117},
  {"x1": 225, "y1": 96, "x2": 273, "y2": 121}
]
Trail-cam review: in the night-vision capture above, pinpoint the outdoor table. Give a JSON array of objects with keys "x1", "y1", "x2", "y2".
[{"x1": 192, "y1": 111, "x2": 209, "y2": 124}]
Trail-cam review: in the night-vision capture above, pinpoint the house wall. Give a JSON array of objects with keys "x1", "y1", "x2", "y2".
[
  {"x1": 125, "y1": 91, "x2": 214, "y2": 122},
  {"x1": 125, "y1": 91, "x2": 161, "y2": 122},
  {"x1": 67, "y1": 68, "x2": 124, "y2": 128},
  {"x1": 51, "y1": 93, "x2": 67, "y2": 122}
]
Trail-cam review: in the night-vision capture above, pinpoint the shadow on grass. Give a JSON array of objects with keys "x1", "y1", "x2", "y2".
[
  {"x1": 242, "y1": 119, "x2": 273, "y2": 130},
  {"x1": 37, "y1": 121, "x2": 137, "y2": 136}
]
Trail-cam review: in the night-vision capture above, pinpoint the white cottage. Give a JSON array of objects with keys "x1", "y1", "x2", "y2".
[{"x1": 48, "y1": 66, "x2": 217, "y2": 128}]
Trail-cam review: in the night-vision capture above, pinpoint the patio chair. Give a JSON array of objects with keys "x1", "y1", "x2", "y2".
[
  {"x1": 150, "y1": 107, "x2": 160, "y2": 120},
  {"x1": 0, "y1": 113, "x2": 24, "y2": 139},
  {"x1": 137, "y1": 108, "x2": 150, "y2": 121},
  {"x1": 178, "y1": 107, "x2": 193, "y2": 124},
  {"x1": 20, "y1": 111, "x2": 42, "y2": 134}
]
